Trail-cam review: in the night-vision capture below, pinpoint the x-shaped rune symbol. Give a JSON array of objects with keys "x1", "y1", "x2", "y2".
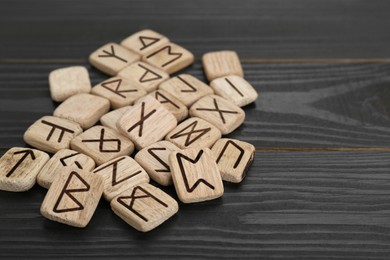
[
  {"x1": 196, "y1": 98, "x2": 238, "y2": 124},
  {"x1": 82, "y1": 128, "x2": 121, "y2": 153}
]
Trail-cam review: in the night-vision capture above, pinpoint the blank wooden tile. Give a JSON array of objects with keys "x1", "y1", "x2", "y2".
[
  {"x1": 135, "y1": 141, "x2": 181, "y2": 186},
  {"x1": 202, "y1": 51, "x2": 244, "y2": 81},
  {"x1": 111, "y1": 183, "x2": 178, "y2": 232},
  {"x1": 159, "y1": 74, "x2": 214, "y2": 107},
  {"x1": 143, "y1": 42, "x2": 194, "y2": 74},
  {"x1": 91, "y1": 76, "x2": 147, "y2": 109},
  {"x1": 210, "y1": 75, "x2": 258, "y2": 107},
  {"x1": 23, "y1": 116, "x2": 83, "y2": 153},
  {"x1": 40, "y1": 168, "x2": 103, "y2": 228},
  {"x1": 189, "y1": 95, "x2": 245, "y2": 134},
  {"x1": 117, "y1": 95, "x2": 177, "y2": 150},
  {"x1": 89, "y1": 42, "x2": 140, "y2": 76},
  {"x1": 49, "y1": 66, "x2": 91, "y2": 102},
  {"x1": 93, "y1": 156, "x2": 149, "y2": 201},
  {"x1": 100, "y1": 106, "x2": 132, "y2": 132},
  {"x1": 0, "y1": 147, "x2": 49, "y2": 192},
  {"x1": 165, "y1": 117, "x2": 221, "y2": 149},
  {"x1": 149, "y1": 89, "x2": 188, "y2": 122},
  {"x1": 37, "y1": 149, "x2": 95, "y2": 189},
  {"x1": 121, "y1": 29, "x2": 170, "y2": 57},
  {"x1": 71, "y1": 126, "x2": 134, "y2": 165},
  {"x1": 118, "y1": 61, "x2": 169, "y2": 93},
  {"x1": 169, "y1": 148, "x2": 223, "y2": 203},
  {"x1": 211, "y1": 138, "x2": 255, "y2": 183},
  {"x1": 54, "y1": 93, "x2": 110, "y2": 129}
]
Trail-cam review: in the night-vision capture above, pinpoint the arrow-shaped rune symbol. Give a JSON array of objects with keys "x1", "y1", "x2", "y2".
[
  {"x1": 59, "y1": 152, "x2": 83, "y2": 169},
  {"x1": 6, "y1": 149, "x2": 36, "y2": 177}
]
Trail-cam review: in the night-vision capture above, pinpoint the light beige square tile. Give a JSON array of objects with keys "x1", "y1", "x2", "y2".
[
  {"x1": 149, "y1": 89, "x2": 188, "y2": 122},
  {"x1": 169, "y1": 148, "x2": 223, "y2": 203},
  {"x1": 111, "y1": 183, "x2": 178, "y2": 232},
  {"x1": 23, "y1": 116, "x2": 83, "y2": 153},
  {"x1": 89, "y1": 42, "x2": 140, "y2": 76},
  {"x1": 71, "y1": 126, "x2": 134, "y2": 165},
  {"x1": 189, "y1": 95, "x2": 245, "y2": 134},
  {"x1": 0, "y1": 147, "x2": 49, "y2": 192},
  {"x1": 121, "y1": 29, "x2": 170, "y2": 57},
  {"x1": 135, "y1": 141, "x2": 181, "y2": 186},
  {"x1": 165, "y1": 117, "x2": 221, "y2": 149},
  {"x1": 143, "y1": 42, "x2": 194, "y2": 74},
  {"x1": 93, "y1": 156, "x2": 149, "y2": 201},
  {"x1": 210, "y1": 75, "x2": 258, "y2": 107},
  {"x1": 202, "y1": 51, "x2": 244, "y2": 81},
  {"x1": 118, "y1": 61, "x2": 169, "y2": 93},
  {"x1": 117, "y1": 95, "x2": 177, "y2": 150},
  {"x1": 159, "y1": 74, "x2": 213, "y2": 107},
  {"x1": 37, "y1": 149, "x2": 95, "y2": 189},
  {"x1": 53, "y1": 93, "x2": 110, "y2": 129},
  {"x1": 211, "y1": 139, "x2": 255, "y2": 183},
  {"x1": 49, "y1": 66, "x2": 91, "y2": 102},
  {"x1": 40, "y1": 168, "x2": 103, "y2": 228},
  {"x1": 100, "y1": 106, "x2": 132, "y2": 132},
  {"x1": 91, "y1": 76, "x2": 147, "y2": 109}
]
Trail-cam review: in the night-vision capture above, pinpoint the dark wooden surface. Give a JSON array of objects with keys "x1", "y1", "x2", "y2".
[{"x1": 1, "y1": 0, "x2": 390, "y2": 259}]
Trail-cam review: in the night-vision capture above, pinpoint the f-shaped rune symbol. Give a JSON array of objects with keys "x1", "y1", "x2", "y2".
[
  {"x1": 196, "y1": 98, "x2": 238, "y2": 124},
  {"x1": 82, "y1": 128, "x2": 121, "y2": 153},
  {"x1": 127, "y1": 102, "x2": 156, "y2": 137}
]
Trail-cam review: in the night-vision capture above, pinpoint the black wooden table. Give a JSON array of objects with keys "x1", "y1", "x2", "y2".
[{"x1": 1, "y1": 1, "x2": 390, "y2": 259}]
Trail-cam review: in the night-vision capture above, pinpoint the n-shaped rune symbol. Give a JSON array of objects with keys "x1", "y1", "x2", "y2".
[
  {"x1": 195, "y1": 98, "x2": 238, "y2": 124},
  {"x1": 82, "y1": 128, "x2": 121, "y2": 153},
  {"x1": 98, "y1": 45, "x2": 127, "y2": 63},
  {"x1": 127, "y1": 102, "x2": 156, "y2": 137}
]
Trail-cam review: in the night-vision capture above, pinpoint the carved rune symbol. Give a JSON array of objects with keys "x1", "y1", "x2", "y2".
[
  {"x1": 117, "y1": 186, "x2": 168, "y2": 222},
  {"x1": 177, "y1": 76, "x2": 196, "y2": 93},
  {"x1": 147, "y1": 147, "x2": 170, "y2": 173},
  {"x1": 155, "y1": 91, "x2": 179, "y2": 109},
  {"x1": 127, "y1": 102, "x2": 156, "y2": 137},
  {"x1": 146, "y1": 46, "x2": 182, "y2": 67},
  {"x1": 101, "y1": 78, "x2": 138, "y2": 98},
  {"x1": 82, "y1": 128, "x2": 121, "y2": 153},
  {"x1": 138, "y1": 63, "x2": 162, "y2": 83},
  {"x1": 6, "y1": 149, "x2": 35, "y2": 178},
  {"x1": 176, "y1": 150, "x2": 215, "y2": 192},
  {"x1": 59, "y1": 152, "x2": 83, "y2": 170},
  {"x1": 139, "y1": 35, "x2": 160, "y2": 50},
  {"x1": 170, "y1": 120, "x2": 211, "y2": 147},
  {"x1": 195, "y1": 98, "x2": 238, "y2": 124},
  {"x1": 93, "y1": 157, "x2": 141, "y2": 186},
  {"x1": 216, "y1": 140, "x2": 244, "y2": 169},
  {"x1": 53, "y1": 171, "x2": 90, "y2": 213},
  {"x1": 98, "y1": 45, "x2": 128, "y2": 63},
  {"x1": 41, "y1": 120, "x2": 75, "y2": 143},
  {"x1": 225, "y1": 78, "x2": 244, "y2": 97}
]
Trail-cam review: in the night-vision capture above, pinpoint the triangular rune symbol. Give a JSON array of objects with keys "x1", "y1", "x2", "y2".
[
  {"x1": 138, "y1": 63, "x2": 162, "y2": 83},
  {"x1": 139, "y1": 36, "x2": 160, "y2": 50}
]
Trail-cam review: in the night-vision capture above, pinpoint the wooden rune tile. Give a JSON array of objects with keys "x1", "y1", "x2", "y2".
[
  {"x1": 23, "y1": 116, "x2": 83, "y2": 153},
  {"x1": 135, "y1": 141, "x2": 181, "y2": 186},
  {"x1": 40, "y1": 168, "x2": 103, "y2": 228},
  {"x1": 149, "y1": 89, "x2": 188, "y2": 122},
  {"x1": 121, "y1": 29, "x2": 170, "y2": 57},
  {"x1": 210, "y1": 75, "x2": 258, "y2": 107},
  {"x1": 143, "y1": 42, "x2": 194, "y2": 74},
  {"x1": 49, "y1": 66, "x2": 91, "y2": 102},
  {"x1": 93, "y1": 156, "x2": 149, "y2": 201},
  {"x1": 211, "y1": 138, "x2": 255, "y2": 183},
  {"x1": 71, "y1": 126, "x2": 134, "y2": 166},
  {"x1": 189, "y1": 95, "x2": 245, "y2": 135},
  {"x1": 0, "y1": 147, "x2": 49, "y2": 192},
  {"x1": 169, "y1": 148, "x2": 224, "y2": 203},
  {"x1": 165, "y1": 117, "x2": 221, "y2": 149},
  {"x1": 159, "y1": 74, "x2": 214, "y2": 107},
  {"x1": 89, "y1": 42, "x2": 140, "y2": 76},
  {"x1": 111, "y1": 183, "x2": 178, "y2": 232},
  {"x1": 53, "y1": 93, "x2": 110, "y2": 129},
  {"x1": 118, "y1": 61, "x2": 169, "y2": 93},
  {"x1": 100, "y1": 106, "x2": 132, "y2": 132},
  {"x1": 37, "y1": 149, "x2": 95, "y2": 189},
  {"x1": 202, "y1": 51, "x2": 244, "y2": 81},
  {"x1": 91, "y1": 76, "x2": 147, "y2": 109},
  {"x1": 117, "y1": 95, "x2": 177, "y2": 150}
]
